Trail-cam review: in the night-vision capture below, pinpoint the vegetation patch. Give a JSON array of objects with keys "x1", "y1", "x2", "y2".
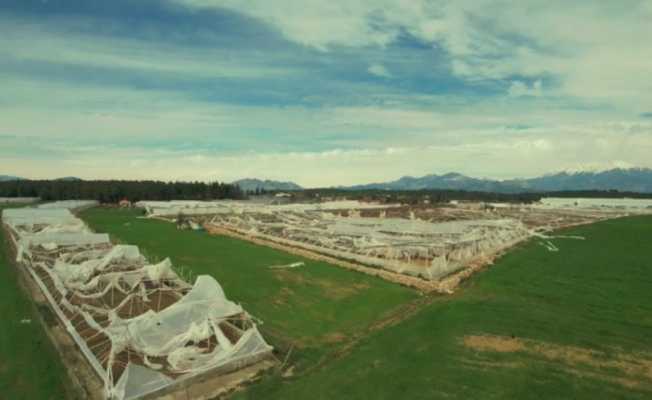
[
  {"x1": 68, "y1": 208, "x2": 652, "y2": 399},
  {"x1": 272, "y1": 269, "x2": 371, "y2": 301},
  {"x1": 233, "y1": 215, "x2": 652, "y2": 400},
  {"x1": 80, "y1": 208, "x2": 417, "y2": 364},
  {"x1": 463, "y1": 334, "x2": 652, "y2": 389}
]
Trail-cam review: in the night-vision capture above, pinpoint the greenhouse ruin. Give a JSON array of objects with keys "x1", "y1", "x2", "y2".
[
  {"x1": 136, "y1": 198, "x2": 652, "y2": 287},
  {"x1": 2, "y1": 202, "x2": 273, "y2": 400}
]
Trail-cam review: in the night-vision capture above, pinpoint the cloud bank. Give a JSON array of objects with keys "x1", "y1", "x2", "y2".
[{"x1": 1, "y1": 0, "x2": 651, "y2": 185}]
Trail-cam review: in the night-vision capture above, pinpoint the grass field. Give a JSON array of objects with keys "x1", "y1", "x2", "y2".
[
  {"x1": 74, "y1": 209, "x2": 652, "y2": 399},
  {"x1": 80, "y1": 208, "x2": 418, "y2": 368},
  {"x1": 0, "y1": 205, "x2": 69, "y2": 399},
  {"x1": 232, "y1": 215, "x2": 652, "y2": 399}
]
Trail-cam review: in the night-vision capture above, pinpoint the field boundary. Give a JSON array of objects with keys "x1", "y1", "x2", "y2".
[
  {"x1": 1, "y1": 224, "x2": 104, "y2": 400},
  {"x1": 295, "y1": 290, "x2": 446, "y2": 378},
  {"x1": 3, "y1": 220, "x2": 281, "y2": 400},
  {"x1": 203, "y1": 224, "x2": 439, "y2": 292},
  {"x1": 203, "y1": 223, "x2": 532, "y2": 294}
]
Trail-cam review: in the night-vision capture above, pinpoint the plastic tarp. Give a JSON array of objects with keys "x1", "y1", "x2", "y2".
[
  {"x1": 121, "y1": 276, "x2": 244, "y2": 356},
  {"x1": 211, "y1": 212, "x2": 531, "y2": 280},
  {"x1": 2, "y1": 201, "x2": 273, "y2": 400},
  {"x1": 538, "y1": 197, "x2": 652, "y2": 211},
  {"x1": 136, "y1": 200, "x2": 400, "y2": 217},
  {"x1": 113, "y1": 364, "x2": 174, "y2": 400},
  {"x1": 38, "y1": 200, "x2": 99, "y2": 210}
]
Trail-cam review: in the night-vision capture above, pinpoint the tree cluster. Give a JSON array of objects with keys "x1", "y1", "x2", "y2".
[{"x1": 0, "y1": 180, "x2": 245, "y2": 203}]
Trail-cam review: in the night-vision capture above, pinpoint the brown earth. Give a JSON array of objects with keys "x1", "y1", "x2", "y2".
[
  {"x1": 463, "y1": 334, "x2": 525, "y2": 353},
  {"x1": 463, "y1": 334, "x2": 652, "y2": 389},
  {"x1": 272, "y1": 269, "x2": 359, "y2": 300}
]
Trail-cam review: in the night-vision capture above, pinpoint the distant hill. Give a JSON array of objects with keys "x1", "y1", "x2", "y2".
[
  {"x1": 233, "y1": 178, "x2": 303, "y2": 192},
  {"x1": 346, "y1": 168, "x2": 652, "y2": 193},
  {"x1": 0, "y1": 175, "x2": 23, "y2": 181},
  {"x1": 506, "y1": 168, "x2": 652, "y2": 192},
  {"x1": 0, "y1": 176, "x2": 82, "y2": 182},
  {"x1": 349, "y1": 172, "x2": 523, "y2": 193}
]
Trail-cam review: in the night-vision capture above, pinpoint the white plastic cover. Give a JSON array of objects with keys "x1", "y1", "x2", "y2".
[{"x1": 2, "y1": 202, "x2": 273, "y2": 400}]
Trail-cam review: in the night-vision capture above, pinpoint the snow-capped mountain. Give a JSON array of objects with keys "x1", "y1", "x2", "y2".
[{"x1": 345, "y1": 168, "x2": 652, "y2": 193}]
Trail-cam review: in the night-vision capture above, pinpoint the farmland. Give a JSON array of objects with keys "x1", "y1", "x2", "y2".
[
  {"x1": 0, "y1": 204, "x2": 69, "y2": 399},
  {"x1": 80, "y1": 207, "x2": 652, "y2": 399},
  {"x1": 80, "y1": 208, "x2": 418, "y2": 368},
  {"x1": 235, "y1": 215, "x2": 652, "y2": 399},
  {"x1": 1, "y1": 205, "x2": 649, "y2": 399}
]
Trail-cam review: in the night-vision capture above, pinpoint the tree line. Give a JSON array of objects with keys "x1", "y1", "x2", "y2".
[
  {"x1": 2, "y1": 179, "x2": 650, "y2": 205},
  {"x1": 0, "y1": 180, "x2": 245, "y2": 203}
]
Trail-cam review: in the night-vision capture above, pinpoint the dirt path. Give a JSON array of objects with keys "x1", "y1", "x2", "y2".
[{"x1": 295, "y1": 290, "x2": 445, "y2": 377}]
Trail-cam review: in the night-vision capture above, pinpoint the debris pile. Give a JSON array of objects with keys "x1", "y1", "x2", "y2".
[
  {"x1": 137, "y1": 201, "x2": 532, "y2": 280},
  {"x1": 2, "y1": 202, "x2": 272, "y2": 400},
  {"x1": 136, "y1": 198, "x2": 652, "y2": 287}
]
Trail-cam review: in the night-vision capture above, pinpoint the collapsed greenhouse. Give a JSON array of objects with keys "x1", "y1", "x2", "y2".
[
  {"x1": 137, "y1": 201, "x2": 532, "y2": 280},
  {"x1": 208, "y1": 212, "x2": 531, "y2": 280},
  {"x1": 2, "y1": 202, "x2": 273, "y2": 400},
  {"x1": 137, "y1": 198, "x2": 652, "y2": 285}
]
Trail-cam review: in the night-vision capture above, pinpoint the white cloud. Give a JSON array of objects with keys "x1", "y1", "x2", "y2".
[
  {"x1": 178, "y1": 0, "x2": 652, "y2": 110},
  {"x1": 177, "y1": 0, "x2": 399, "y2": 50},
  {"x1": 3, "y1": 2, "x2": 652, "y2": 184},
  {"x1": 508, "y1": 80, "x2": 542, "y2": 97},
  {"x1": 0, "y1": 18, "x2": 294, "y2": 79},
  {"x1": 5, "y1": 109, "x2": 651, "y2": 186},
  {"x1": 368, "y1": 63, "x2": 392, "y2": 78},
  {"x1": 556, "y1": 160, "x2": 636, "y2": 174},
  {"x1": 5, "y1": 72, "x2": 651, "y2": 186}
]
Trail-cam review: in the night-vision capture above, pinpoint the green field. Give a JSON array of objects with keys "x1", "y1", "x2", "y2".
[
  {"x1": 4, "y1": 207, "x2": 650, "y2": 399},
  {"x1": 80, "y1": 208, "x2": 418, "y2": 367},
  {"x1": 235, "y1": 215, "x2": 652, "y2": 399},
  {"x1": 0, "y1": 205, "x2": 69, "y2": 399}
]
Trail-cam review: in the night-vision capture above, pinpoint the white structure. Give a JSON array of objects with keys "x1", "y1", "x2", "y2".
[
  {"x1": 2, "y1": 202, "x2": 272, "y2": 400},
  {"x1": 136, "y1": 200, "x2": 400, "y2": 217},
  {"x1": 136, "y1": 201, "x2": 531, "y2": 280},
  {"x1": 209, "y1": 212, "x2": 530, "y2": 280},
  {"x1": 539, "y1": 197, "x2": 652, "y2": 211},
  {"x1": 37, "y1": 200, "x2": 99, "y2": 210}
]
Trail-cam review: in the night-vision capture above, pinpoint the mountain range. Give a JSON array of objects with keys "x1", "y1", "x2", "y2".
[
  {"x1": 3, "y1": 168, "x2": 652, "y2": 193},
  {"x1": 346, "y1": 168, "x2": 652, "y2": 193},
  {"x1": 0, "y1": 176, "x2": 83, "y2": 182},
  {"x1": 233, "y1": 178, "x2": 303, "y2": 192},
  {"x1": 0, "y1": 175, "x2": 22, "y2": 181}
]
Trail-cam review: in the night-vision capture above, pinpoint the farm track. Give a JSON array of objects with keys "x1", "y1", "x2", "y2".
[{"x1": 295, "y1": 290, "x2": 445, "y2": 378}]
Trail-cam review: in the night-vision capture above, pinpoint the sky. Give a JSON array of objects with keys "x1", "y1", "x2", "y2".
[{"x1": 1, "y1": 0, "x2": 651, "y2": 187}]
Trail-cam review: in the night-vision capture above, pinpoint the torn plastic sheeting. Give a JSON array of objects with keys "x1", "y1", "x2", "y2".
[
  {"x1": 24, "y1": 233, "x2": 110, "y2": 247},
  {"x1": 37, "y1": 200, "x2": 99, "y2": 210},
  {"x1": 113, "y1": 363, "x2": 174, "y2": 400},
  {"x1": 268, "y1": 262, "x2": 305, "y2": 269},
  {"x1": 3, "y1": 202, "x2": 273, "y2": 400},
  {"x1": 123, "y1": 277, "x2": 243, "y2": 354}
]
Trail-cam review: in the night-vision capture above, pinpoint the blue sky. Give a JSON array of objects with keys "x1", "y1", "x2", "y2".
[{"x1": 1, "y1": 0, "x2": 651, "y2": 186}]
